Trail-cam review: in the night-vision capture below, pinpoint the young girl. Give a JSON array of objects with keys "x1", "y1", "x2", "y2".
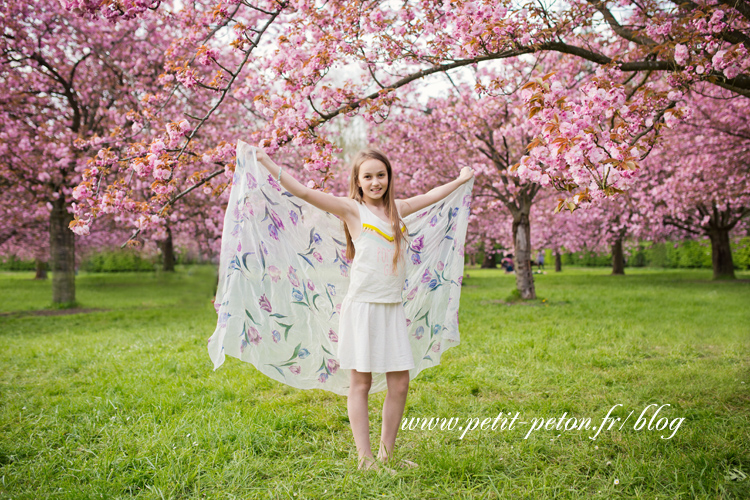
[{"x1": 208, "y1": 140, "x2": 473, "y2": 473}]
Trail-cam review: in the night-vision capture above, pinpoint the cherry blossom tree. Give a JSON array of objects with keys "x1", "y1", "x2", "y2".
[
  {"x1": 367, "y1": 63, "x2": 549, "y2": 298},
  {"x1": 642, "y1": 85, "x2": 750, "y2": 279},
  {"x1": 67, "y1": 0, "x2": 750, "y2": 246},
  {"x1": 0, "y1": 0, "x2": 184, "y2": 303}
]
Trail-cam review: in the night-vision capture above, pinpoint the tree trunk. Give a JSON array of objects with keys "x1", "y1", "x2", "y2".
[
  {"x1": 469, "y1": 253, "x2": 476, "y2": 266},
  {"x1": 554, "y1": 251, "x2": 562, "y2": 272},
  {"x1": 161, "y1": 225, "x2": 175, "y2": 272},
  {"x1": 611, "y1": 237, "x2": 625, "y2": 275},
  {"x1": 34, "y1": 259, "x2": 48, "y2": 280},
  {"x1": 707, "y1": 227, "x2": 735, "y2": 279},
  {"x1": 481, "y1": 251, "x2": 497, "y2": 268},
  {"x1": 512, "y1": 213, "x2": 536, "y2": 299},
  {"x1": 49, "y1": 196, "x2": 75, "y2": 304}
]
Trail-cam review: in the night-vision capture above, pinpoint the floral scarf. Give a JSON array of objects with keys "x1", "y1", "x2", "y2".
[{"x1": 208, "y1": 140, "x2": 474, "y2": 395}]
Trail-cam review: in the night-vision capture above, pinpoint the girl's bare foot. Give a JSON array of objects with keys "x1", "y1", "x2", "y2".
[
  {"x1": 397, "y1": 459, "x2": 418, "y2": 469},
  {"x1": 358, "y1": 456, "x2": 396, "y2": 475},
  {"x1": 377, "y1": 447, "x2": 418, "y2": 470},
  {"x1": 358, "y1": 455, "x2": 377, "y2": 470},
  {"x1": 378, "y1": 454, "x2": 419, "y2": 469}
]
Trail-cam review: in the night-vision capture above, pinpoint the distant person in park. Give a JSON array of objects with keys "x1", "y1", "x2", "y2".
[
  {"x1": 536, "y1": 249, "x2": 545, "y2": 270},
  {"x1": 501, "y1": 253, "x2": 514, "y2": 273},
  {"x1": 208, "y1": 141, "x2": 474, "y2": 474}
]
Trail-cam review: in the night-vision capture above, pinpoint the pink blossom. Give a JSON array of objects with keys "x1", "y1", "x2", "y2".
[
  {"x1": 149, "y1": 139, "x2": 166, "y2": 155},
  {"x1": 724, "y1": 66, "x2": 740, "y2": 79},
  {"x1": 328, "y1": 329, "x2": 338, "y2": 342},
  {"x1": 674, "y1": 44, "x2": 688, "y2": 65}
]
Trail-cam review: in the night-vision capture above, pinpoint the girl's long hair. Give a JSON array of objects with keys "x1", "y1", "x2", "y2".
[{"x1": 343, "y1": 149, "x2": 407, "y2": 268}]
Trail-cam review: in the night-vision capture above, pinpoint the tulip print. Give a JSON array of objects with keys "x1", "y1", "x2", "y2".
[
  {"x1": 326, "y1": 358, "x2": 339, "y2": 374},
  {"x1": 287, "y1": 266, "x2": 300, "y2": 287},
  {"x1": 269, "y1": 209, "x2": 285, "y2": 230},
  {"x1": 268, "y1": 266, "x2": 281, "y2": 283},
  {"x1": 259, "y1": 294, "x2": 272, "y2": 313},
  {"x1": 414, "y1": 326, "x2": 424, "y2": 340}
]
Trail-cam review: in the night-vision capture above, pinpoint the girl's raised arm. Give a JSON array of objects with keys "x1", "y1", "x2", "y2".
[
  {"x1": 397, "y1": 167, "x2": 474, "y2": 218},
  {"x1": 254, "y1": 145, "x2": 356, "y2": 221}
]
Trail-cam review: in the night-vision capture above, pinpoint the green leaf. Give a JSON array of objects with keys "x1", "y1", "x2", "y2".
[
  {"x1": 258, "y1": 243, "x2": 266, "y2": 273},
  {"x1": 308, "y1": 228, "x2": 316, "y2": 248},
  {"x1": 289, "y1": 342, "x2": 302, "y2": 361},
  {"x1": 245, "y1": 309, "x2": 260, "y2": 325},
  {"x1": 260, "y1": 188, "x2": 279, "y2": 206},
  {"x1": 299, "y1": 254, "x2": 315, "y2": 268},
  {"x1": 269, "y1": 365, "x2": 285, "y2": 376},
  {"x1": 275, "y1": 322, "x2": 293, "y2": 342},
  {"x1": 241, "y1": 252, "x2": 255, "y2": 271}
]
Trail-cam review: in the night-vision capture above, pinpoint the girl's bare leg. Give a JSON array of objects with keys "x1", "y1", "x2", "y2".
[
  {"x1": 347, "y1": 369, "x2": 374, "y2": 468},
  {"x1": 377, "y1": 370, "x2": 410, "y2": 464}
]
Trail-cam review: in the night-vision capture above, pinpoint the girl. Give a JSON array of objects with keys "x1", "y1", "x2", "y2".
[{"x1": 208, "y1": 140, "x2": 473, "y2": 474}]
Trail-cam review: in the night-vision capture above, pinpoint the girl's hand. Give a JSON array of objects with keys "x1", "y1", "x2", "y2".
[
  {"x1": 458, "y1": 166, "x2": 474, "y2": 184},
  {"x1": 255, "y1": 142, "x2": 270, "y2": 163}
]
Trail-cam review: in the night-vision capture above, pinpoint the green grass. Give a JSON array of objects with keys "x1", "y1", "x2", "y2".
[{"x1": 1, "y1": 266, "x2": 748, "y2": 499}]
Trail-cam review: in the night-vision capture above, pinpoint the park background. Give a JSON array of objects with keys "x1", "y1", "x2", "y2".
[{"x1": 2, "y1": 0, "x2": 750, "y2": 498}]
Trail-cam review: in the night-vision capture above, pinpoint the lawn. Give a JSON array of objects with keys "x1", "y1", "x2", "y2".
[{"x1": 0, "y1": 266, "x2": 748, "y2": 499}]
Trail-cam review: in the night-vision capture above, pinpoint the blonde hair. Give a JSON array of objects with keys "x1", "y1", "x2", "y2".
[{"x1": 343, "y1": 149, "x2": 406, "y2": 268}]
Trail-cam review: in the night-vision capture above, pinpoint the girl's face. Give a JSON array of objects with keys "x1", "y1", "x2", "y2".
[{"x1": 357, "y1": 159, "x2": 388, "y2": 203}]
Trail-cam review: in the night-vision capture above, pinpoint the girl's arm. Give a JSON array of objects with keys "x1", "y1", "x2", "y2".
[
  {"x1": 254, "y1": 145, "x2": 356, "y2": 221},
  {"x1": 397, "y1": 167, "x2": 474, "y2": 218}
]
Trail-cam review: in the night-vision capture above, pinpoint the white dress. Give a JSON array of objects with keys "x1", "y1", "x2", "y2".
[
  {"x1": 336, "y1": 202, "x2": 415, "y2": 373},
  {"x1": 208, "y1": 140, "x2": 474, "y2": 395}
]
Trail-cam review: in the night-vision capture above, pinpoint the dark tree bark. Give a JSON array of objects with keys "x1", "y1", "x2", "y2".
[
  {"x1": 49, "y1": 196, "x2": 75, "y2": 304},
  {"x1": 512, "y1": 210, "x2": 536, "y2": 299},
  {"x1": 481, "y1": 251, "x2": 497, "y2": 268},
  {"x1": 34, "y1": 259, "x2": 47, "y2": 280},
  {"x1": 161, "y1": 225, "x2": 175, "y2": 272},
  {"x1": 664, "y1": 205, "x2": 744, "y2": 280},
  {"x1": 611, "y1": 236, "x2": 625, "y2": 275},
  {"x1": 707, "y1": 226, "x2": 735, "y2": 279},
  {"x1": 554, "y1": 251, "x2": 562, "y2": 272}
]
